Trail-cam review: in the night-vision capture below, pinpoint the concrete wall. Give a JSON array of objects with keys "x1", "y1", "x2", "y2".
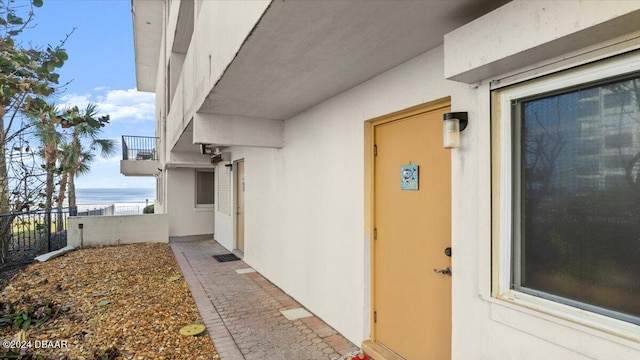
[
  {"x1": 67, "y1": 214, "x2": 168, "y2": 248},
  {"x1": 211, "y1": 4, "x2": 640, "y2": 358},
  {"x1": 154, "y1": 0, "x2": 269, "y2": 229},
  {"x1": 158, "y1": 0, "x2": 640, "y2": 358},
  {"x1": 165, "y1": 0, "x2": 270, "y2": 151},
  {"x1": 169, "y1": 150, "x2": 209, "y2": 163},
  {"x1": 193, "y1": 113, "x2": 284, "y2": 148},
  {"x1": 166, "y1": 167, "x2": 214, "y2": 238},
  {"x1": 213, "y1": 47, "x2": 465, "y2": 345},
  {"x1": 444, "y1": 3, "x2": 640, "y2": 359},
  {"x1": 444, "y1": 0, "x2": 640, "y2": 83},
  {"x1": 120, "y1": 159, "x2": 159, "y2": 176}
]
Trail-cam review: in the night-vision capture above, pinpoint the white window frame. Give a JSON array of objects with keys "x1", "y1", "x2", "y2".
[
  {"x1": 195, "y1": 169, "x2": 215, "y2": 208},
  {"x1": 493, "y1": 51, "x2": 640, "y2": 338}
]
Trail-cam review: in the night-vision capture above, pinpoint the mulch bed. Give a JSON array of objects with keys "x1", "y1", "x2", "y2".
[
  {"x1": 0, "y1": 243, "x2": 218, "y2": 359},
  {"x1": 0, "y1": 261, "x2": 31, "y2": 291}
]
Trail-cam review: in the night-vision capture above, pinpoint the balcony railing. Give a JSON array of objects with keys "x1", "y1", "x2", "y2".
[{"x1": 122, "y1": 135, "x2": 158, "y2": 161}]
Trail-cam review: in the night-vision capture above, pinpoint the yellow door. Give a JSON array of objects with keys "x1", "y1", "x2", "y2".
[
  {"x1": 236, "y1": 160, "x2": 245, "y2": 252},
  {"x1": 373, "y1": 105, "x2": 451, "y2": 360}
]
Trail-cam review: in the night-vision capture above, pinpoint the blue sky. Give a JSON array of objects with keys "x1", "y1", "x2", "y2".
[{"x1": 21, "y1": 0, "x2": 156, "y2": 189}]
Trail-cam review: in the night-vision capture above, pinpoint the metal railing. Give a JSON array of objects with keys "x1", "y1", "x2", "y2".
[
  {"x1": 116, "y1": 204, "x2": 141, "y2": 215},
  {"x1": 0, "y1": 207, "x2": 71, "y2": 253},
  {"x1": 77, "y1": 205, "x2": 114, "y2": 216},
  {"x1": 0, "y1": 202, "x2": 150, "y2": 261},
  {"x1": 122, "y1": 135, "x2": 158, "y2": 161}
]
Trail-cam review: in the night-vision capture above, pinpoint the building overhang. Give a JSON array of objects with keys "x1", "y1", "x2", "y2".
[
  {"x1": 444, "y1": 1, "x2": 640, "y2": 84},
  {"x1": 198, "y1": 0, "x2": 508, "y2": 120},
  {"x1": 193, "y1": 113, "x2": 283, "y2": 149},
  {"x1": 132, "y1": 0, "x2": 163, "y2": 92}
]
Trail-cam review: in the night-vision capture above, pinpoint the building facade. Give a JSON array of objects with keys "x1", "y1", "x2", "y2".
[{"x1": 130, "y1": 1, "x2": 640, "y2": 358}]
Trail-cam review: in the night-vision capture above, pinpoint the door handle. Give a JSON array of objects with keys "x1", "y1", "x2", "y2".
[{"x1": 433, "y1": 266, "x2": 452, "y2": 276}]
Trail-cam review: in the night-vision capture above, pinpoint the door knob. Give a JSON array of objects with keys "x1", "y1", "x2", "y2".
[{"x1": 433, "y1": 266, "x2": 452, "y2": 276}]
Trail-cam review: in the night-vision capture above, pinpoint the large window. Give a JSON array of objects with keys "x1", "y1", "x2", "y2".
[{"x1": 494, "y1": 53, "x2": 640, "y2": 327}]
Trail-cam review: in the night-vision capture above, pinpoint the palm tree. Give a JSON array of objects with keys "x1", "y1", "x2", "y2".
[
  {"x1": 56, "y1": 104, "x2": 114, "y2": 214},
  {"x1": 27, "y1": 102, "x2": 65, "y2": 212},
  {"x1": 28, "y1": 103, "x2": 112, "y2": 250},
  {"x1": 67, "y1": 148, "x2": 94, "y2": 210},
  {"x1": 26, "y1": 102, "x2": 65, "y2": 252},
  {"x1": 55, "y1": 141, "x2": 78, "y2": 209}
]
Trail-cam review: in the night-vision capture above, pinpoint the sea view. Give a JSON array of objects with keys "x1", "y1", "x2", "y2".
[
  {"x1": 75, "y1": 188, "x2": 156, "y2": 215},
  {"x1": 76, "y1": 188, "x2": 155, "y2": 205}
]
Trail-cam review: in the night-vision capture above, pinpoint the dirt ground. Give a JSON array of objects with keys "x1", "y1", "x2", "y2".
[{"x1": 0, "y1": 243, "x2": 218, "y2": 359}]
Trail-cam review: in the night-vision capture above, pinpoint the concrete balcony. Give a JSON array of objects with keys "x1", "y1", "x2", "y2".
[{"x1": 120, "y1": 135, "x2": 160, "y2": 176}]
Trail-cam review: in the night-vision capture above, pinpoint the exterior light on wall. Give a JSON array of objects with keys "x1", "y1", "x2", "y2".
[
  {"x1": 210, "y1": 152, "x2": 231, "y2": 164},
  {"x1": 443, "y1": 112, "x2": 468, "y2": 149}
]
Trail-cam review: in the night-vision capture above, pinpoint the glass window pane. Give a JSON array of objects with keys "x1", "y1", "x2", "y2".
[
  {"x1": 516, "y1": 75, "x2": 640, "y2": 322},
  {"x1": 196, "y1": 171, "x2": 214, "y2": 205}
]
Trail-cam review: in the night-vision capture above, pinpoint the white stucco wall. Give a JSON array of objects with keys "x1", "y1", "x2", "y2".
[
  {"x1": 213, "y1": 46, "x2": 466, "y2": 345},
  {"x1": 166, "y1": 167, "x2": 214, "y2": 238},
  {"x1": 166, "y1": 0, "x2": 271, "y2": 151},
  {"x1": 120, "y1": 159, "x2": 158, "y2": 176},
  {"x1": 212, "y1": 32, "x2": 640, "y2": 360},
  {"x1": 193, "y1": 113, "x2": 284, "y2": 148},
  {"x1": 67, "y1": 215, "x2": 168, "y2": 248},
  {"x1": 444, "y1": 0, "x2": 640, "y2": 83},
  {"x1": 157, "y1": 0, "x2": 640, "y2": 358},
  {"x1": 168, "y1": 150, "x2": 213, "y2": 165},
  {"x1": 445, "y1": 3, "x2": 640, "y2": 359}
]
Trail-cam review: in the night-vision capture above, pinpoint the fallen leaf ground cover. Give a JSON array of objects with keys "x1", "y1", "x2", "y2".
[{"x1": 0, "y1": 243, "x2": 217, "y2": 359}]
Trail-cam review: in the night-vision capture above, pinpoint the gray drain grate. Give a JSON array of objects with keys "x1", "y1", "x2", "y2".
[{"x1": 213, "y1": 253, "x2": 241, "y2": 262}]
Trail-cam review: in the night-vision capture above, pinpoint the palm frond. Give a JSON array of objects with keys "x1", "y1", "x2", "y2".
[{"x1": 92, "y1": 138, "x2": 116, "y2": 158}]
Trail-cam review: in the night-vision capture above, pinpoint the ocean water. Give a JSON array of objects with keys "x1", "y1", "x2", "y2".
[
  {"x1": 76, "y1": 188, "x2": 156, "y2": 205},
  {"x1": 73, "y1": 188, "x2": 155, "y2": 215}
]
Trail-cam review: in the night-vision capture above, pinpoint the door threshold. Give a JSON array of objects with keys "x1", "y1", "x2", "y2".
[
  {"x1": 362, "y1": 340, "x2": 404, "y2": 360},
  {"x1": 232, "y1": 249, "x2": 244, "y2": 258}
]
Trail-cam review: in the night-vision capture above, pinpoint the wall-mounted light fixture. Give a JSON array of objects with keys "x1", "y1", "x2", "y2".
[
  {"x1": 210, "y1": 152, "x2": 231, "y2": 164},
  {"x1": 200, "y1": 144, "x2": 214, "y2": 155},
  {"x1": 443, "y1": 112, "x2": 468, "y2": 149}
]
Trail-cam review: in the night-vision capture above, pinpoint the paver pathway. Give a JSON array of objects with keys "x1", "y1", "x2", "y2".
[{"x1": 171, "y1": 240, "x2": 359, "y2": 360}]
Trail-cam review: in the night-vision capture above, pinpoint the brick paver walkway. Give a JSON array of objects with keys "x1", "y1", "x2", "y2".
[{"x1": 171, "y1": 240, "x2": 359, "y2": 360}]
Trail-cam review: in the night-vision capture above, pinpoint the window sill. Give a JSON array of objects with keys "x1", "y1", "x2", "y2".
[
  {"x1": 194, "y1": 204, "x2": 214, "y2": 212},
  {"x1": 488, "y1": 290, "x2": 640, "y2": 348}
]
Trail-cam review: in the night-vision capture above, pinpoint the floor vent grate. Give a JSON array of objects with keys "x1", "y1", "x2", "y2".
[{"x1": 213, "y1": 253, "x2": 241, "y2": 263}]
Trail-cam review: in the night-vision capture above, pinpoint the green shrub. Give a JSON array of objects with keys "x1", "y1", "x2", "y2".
[{"x1": 143, "y1": 204, "x2": 154, "y2": 214}]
